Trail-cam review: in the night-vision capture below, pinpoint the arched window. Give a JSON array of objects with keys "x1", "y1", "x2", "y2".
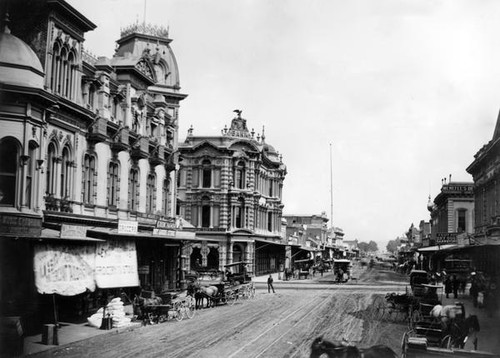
[
  {"x1": 0, "y1": 138, "x2": 19, "y2": 206},
  {"x1": 58, "y1": 47, "x2": 67, "y2": 95},
  {"x1": 202, "y1": 159, "x2": 211, "y2": 188},
  {"x1": 108, "y1": 162, "x2": 119, "y2": 207},
  {"x1": 50, "y1": 42, "x2": 60, "y2": 92},
  {"x1": 128, "y1": 168, "x2": 139, "y2": 211},
  {"x1": 60, "y1": 147, "x2": 71, "y2": 199},
  {"x1": 25, "y1": 143, "x2": 37, "y2": 208},
  {"x1": 46, "y1": 143, "x2": 57, "y2": 195},
  {"x1": 146, "y1": 173, "x2": 156, "y2": 213},
  {"x1": 201, "y1": 195, "x2": 211, "y2": 228},
  {"x1": 66, "y1": 51, "x2": 75, "y2": 99},
  {"x1": 235, "y1": 161, "x2": 245, "y2": 189},
  {"x1": 83, "y1": 154, "x2": 96, "y2": 204}
]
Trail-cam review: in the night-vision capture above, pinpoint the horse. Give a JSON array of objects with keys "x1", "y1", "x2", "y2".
[
  {"x1": 310, "y1": 337, "x2": 398, "y2": 358},
  {"x1": 446, "y1": 315, "x2": 480, "y2": 350},
  {"x1": 133, "y1": 295, "x2": 163, "y2": 324},
  {"x1": 187, "y1": 282, "x2": 219, "y2": 309}
]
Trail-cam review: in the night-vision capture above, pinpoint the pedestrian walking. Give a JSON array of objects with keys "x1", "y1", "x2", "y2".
[
  {"x1": 452, "y1": 275, "x2": 459, "y2": 299},
  {"x1": 445, "y1": 276, "x2": 452, "y2": 299},
  {"x1": 267, "y1": 274, "x2": 275, "y2": 293}
]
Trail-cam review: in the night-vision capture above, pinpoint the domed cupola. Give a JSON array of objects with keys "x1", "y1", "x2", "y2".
[
  {"x1": 427, "y1": 195, "x2": 435, "y2": 212},
  {"x1": 0, "y1": 14, "x2": 44, "y2": 89}
]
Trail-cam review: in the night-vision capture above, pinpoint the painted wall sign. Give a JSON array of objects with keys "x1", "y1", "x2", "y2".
[
  {"x1": 95, "y1": 240, "x2": 139, "y2": 288},
  {"x1": 60, "y1": 224, "x2": 87, "y2": 239},
  {"x1": 118, "y1": 220, "x2": 138, "y2": 234},
  {"x1": 436, "y1": 233, "x2": 457, "y2": 245},
  {"x1": 34, "y1": 244, "x2": 96, "y2": 296},
  {"x1": 0, "y1": 214, "x2": 42, "y2": 237}
]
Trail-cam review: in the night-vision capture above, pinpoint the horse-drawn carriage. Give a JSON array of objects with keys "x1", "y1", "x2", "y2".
[
  {"x1": 333, "y1": 259, "x2": 351, "y2": 283},
  {"x1": 401, "y1": 301, "x2": 494, "y2": 358},
  {"x1": 186, "y1": 261, "x2": 256, "y2": 309},
  {"x1": 293, "y1": 258, "x2": 313, "y2": 279},
  {"x1": 133, "y1": 290, "x2": 195, "y2": 325}
]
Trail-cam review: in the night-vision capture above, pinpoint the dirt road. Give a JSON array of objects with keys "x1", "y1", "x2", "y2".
[{"x1": 33, "y1": 267, "x2": 410, "y2": 358}]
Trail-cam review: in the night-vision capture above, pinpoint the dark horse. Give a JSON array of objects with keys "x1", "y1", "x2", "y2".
[
  {"x1": 445, "y1": 315, "x2": 480, "y2": 350},
  {"x1": 310, "y1": 337, "x2": 398, "y2": 358}
]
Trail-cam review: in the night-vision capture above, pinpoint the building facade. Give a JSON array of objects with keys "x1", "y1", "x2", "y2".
[
  {"x1": 177, "y1": 111, "x2": 288, "y2": 276},
  {"x1": 466, "y1": 112, "x2": 500, "y2": 277},
  {"x1": 0, "y1": 0, "x2": 191, "y2": 335}
]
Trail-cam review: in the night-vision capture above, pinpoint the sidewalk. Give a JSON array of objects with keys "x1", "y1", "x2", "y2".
[
  {"x1": 21, "y1": 319, "x2": 142, "y2": 357},
  {"x1": 439, "y1": 293, "x2": 500, "y2": 355}
]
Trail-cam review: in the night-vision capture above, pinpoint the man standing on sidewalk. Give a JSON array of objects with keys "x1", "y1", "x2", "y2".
[{"x1": 267, "y1": 274, "x2": 275, "y2": 293}]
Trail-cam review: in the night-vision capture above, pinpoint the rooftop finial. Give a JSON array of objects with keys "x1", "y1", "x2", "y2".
[
  {"x1": 261, "y1": 126, "x2": 266, "y2": 143},
  {"x1": 3, "y1": 12, "x2": 11, "y2": 34}
]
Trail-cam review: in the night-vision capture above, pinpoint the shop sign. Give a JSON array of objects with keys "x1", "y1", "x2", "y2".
[
  {"x1": 95, "y1": 240, "x2": 139, "y2": 288},
  {"x1": 61, "y1": 224, "x2": 87, "y2": 239},
  {"x1": 436, "y1": 233, "x2": 457, "y2": 245},
  {"x1": 34, "y1": 244, "x2": 96, "y2": 296},
  {"x1": 153, "y1": 228, "x2": 176, "y2": 236},
  {"x1": 138, "y1": 265, "x2": 150, "y2": 274},
  {"x1": 0, "y1": 213, "x2": 42, "y2": 237},
  {"x1": 118, "y1": 220, "x2": 138, "y2": 234},
  {"x1": 156, "y1": 217, "x2": 177, "y2": 229}
]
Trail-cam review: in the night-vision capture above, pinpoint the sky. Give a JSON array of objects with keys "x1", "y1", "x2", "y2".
[{"x1": 68, "y1": 0, "x2": 500, "y2": 250}]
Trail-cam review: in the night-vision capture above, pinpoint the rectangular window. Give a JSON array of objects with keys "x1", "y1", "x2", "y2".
[
  {"x1": 129, "y1": 169, "x2": 139, "y2": 211},
  {"x1": 202, "y1": 168, "x2": 211, "y2": 188},
  {"x1": 202, "y1": 205, "x2": 211, "y2": 227},
  {"x1": 457, "y1": 210, "x2": 466, "y2": 233}
]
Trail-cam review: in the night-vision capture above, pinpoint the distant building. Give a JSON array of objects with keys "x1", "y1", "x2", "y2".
[{"x1": 177, "y1": 111, "x2": 287, "y2": 275}]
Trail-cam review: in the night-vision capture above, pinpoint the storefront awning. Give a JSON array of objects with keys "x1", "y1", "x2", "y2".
[
  {"x1": 254, "y1": 238, "x2": 287, "y2": 246},
  {"x1": 41, "y1": 228, "x2": 105, "y2": 242},
  {"x1": 417, "y1": 244, "x2": 458, "y2": 253}
]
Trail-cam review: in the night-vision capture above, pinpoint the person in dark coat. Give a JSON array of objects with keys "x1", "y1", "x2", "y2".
[
  {"x1": 452, "y1": 275, "x2": 459, "y2": 298},
  {"x1": 445, "y1": 276, "x2": 452, "y2": 299},
  {"x1": 267, "y1": 274, "x2": 275, "y2": 293}
]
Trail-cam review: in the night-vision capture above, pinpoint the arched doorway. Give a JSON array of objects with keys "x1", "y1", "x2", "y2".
[
  {"x1": 207, "y1": 247, "x2": 219, "y2": 270},
  {"x1": 190, "y1": 247, "x2": 202, "y2": 271}
]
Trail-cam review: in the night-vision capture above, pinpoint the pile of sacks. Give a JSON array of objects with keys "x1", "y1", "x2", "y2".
[{"x1": 87, "y1": 297, "x2": 132, "y2": 329}]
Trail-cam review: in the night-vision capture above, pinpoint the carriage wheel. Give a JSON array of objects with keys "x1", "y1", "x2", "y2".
[
  {"x1": 372, "y1": 296, "x2": 386, "y2": 321},
  {"x1": 185, "y1": 299, "x2": 195, "y2": 319},
  {"x1": 174, "y1": 302, "x2": 184, "y2": 322},
  {"x1": 249, "y1": 285, "x2": 256, "y2": 299},
  {"x1": 410, "y1": 310, "x2": 422, "y2": 328},
  {"x1": 227, "y1": 292, "x2": 236, "y2": 306},
  {"x1": 401, "y1": 331, "x2": 409, "y2": 358},
  {"x1": 440, "y1": 335, "x2": 452, "y2": 349}
]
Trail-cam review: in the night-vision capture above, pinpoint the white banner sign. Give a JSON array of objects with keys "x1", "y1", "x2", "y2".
[
  {"x1": 34, "y1": 244, "x2": 96, "y2": 296},
  {"x1": 95, "y1": 240, "x2": 139, "y2": 288}
]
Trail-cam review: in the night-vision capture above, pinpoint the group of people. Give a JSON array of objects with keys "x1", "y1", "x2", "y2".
[{"x1": 444, "y1": 274, "x2": 465, "y2": 299}]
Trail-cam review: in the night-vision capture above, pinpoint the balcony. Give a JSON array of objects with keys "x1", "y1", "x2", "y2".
[
  {"x1": 131, "y1": 136, "x2": 149, "y2": 159},
  {"x1": 149, "y1": 144, "x2": 165, "y2": 166},
  {"x1": 87, "y1": 117, "x2": 108, "y2": 143},
  {"x1": 111, "y1": 127, "x2": 130, "y2": 152}
]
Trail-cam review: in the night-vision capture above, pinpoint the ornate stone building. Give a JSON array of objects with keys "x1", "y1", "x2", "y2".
[
  {"x1": 177, "y1": 111, "x2": 287, "y2": 275},
  {"x1": 0, "y1": 0, "x2": 190, "y2": 335},
  {"x1": 466, "y1": 112, "x2": 500, "y2": 276}
]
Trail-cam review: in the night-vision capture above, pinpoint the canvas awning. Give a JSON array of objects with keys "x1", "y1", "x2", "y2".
[
  {"x1": 41, "y1": 228, "x2": 105, "y2": 242},
  {"x1": 417, "y1": 244, "x2": 458, "y2": 253}
]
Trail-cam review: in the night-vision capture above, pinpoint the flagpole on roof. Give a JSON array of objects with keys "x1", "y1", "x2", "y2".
[{"x1": 329, "y1": 142, "x2": 334, "y2": 230}]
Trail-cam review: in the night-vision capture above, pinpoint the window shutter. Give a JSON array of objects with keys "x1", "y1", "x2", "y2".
[
  {"x1": 191, "y1": 206, "x2": 198, "y2": 227},
  {"x1": 214, "y1": 169, "x2": 221, "y2": 188},
  {"x1": 192, "y1": 168, "x2": 199, "y2": 188},
  {"x1": 213, "y1": 205, "x2": 220, "y2": 228}
]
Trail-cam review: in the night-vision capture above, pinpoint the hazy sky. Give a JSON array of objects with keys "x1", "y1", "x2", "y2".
[{"x1": 68, "y1": 0, "x2": 499, "y2": 249}]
